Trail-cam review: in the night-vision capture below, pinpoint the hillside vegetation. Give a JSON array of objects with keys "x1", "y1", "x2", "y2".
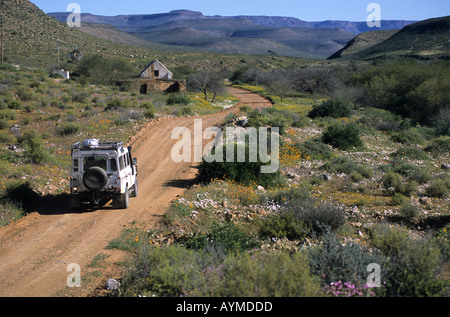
[
  {"x1": 328, "y1": 29, "x2": 399, "y2": 59},
  {"x1": 104, "y1": 58, "x2": 449, "y2": 297},
  {"x1": 332, "y1": 16, "x2": 450, "y2": 60}
]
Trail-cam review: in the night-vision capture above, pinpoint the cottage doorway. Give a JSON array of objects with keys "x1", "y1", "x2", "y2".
[{"x1": 140, "y1": 84, "x2": 148, "y2": 94}]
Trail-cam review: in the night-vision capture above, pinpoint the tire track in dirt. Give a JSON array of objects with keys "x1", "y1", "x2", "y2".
[{"x1": 0, "y1": 87, "x2": 271, "y2": 297}]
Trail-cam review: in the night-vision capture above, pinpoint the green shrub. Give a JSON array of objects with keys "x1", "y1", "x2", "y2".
[
  {"x1": 247, "y1": 108, "x2": 291, "y2": 134},
  {"x1": 143, "y1": 108, "x2": 155, "y2": 119},
  {"x1": 239, "y1": 105, "x2": 252, "y2": 113},
  {"x1": 308, "y1": 99, "x2": 352, "y2": 119},
  {"x1": 296, "y1": 138, "x2": 334, "y2": 160},
  {"x1": 211, "y1": 251, "x2": 321, "y2": 297},
  {"x1": 349, "y1": 171, "x2": 364, "y2": 182},
  {"x1": 370, "y1": 223, "x2": 446, "y2": 296},
  {"x1": 71, "y1": 92, "x2": 90, "y2": 103},
  {"x1": 185, "y1": 222, "x2": 260, "y2": 253},
  {"x1": 0, "y1": 131, "x2": 14, "y2": 144},
  {"x1": 140, "y1": 102, "x2": 155, "y2": 110},
  {"x1": 399, "y1": 202, "x2": 421, "y2": 221},
  {"x1": 390, "y1": 146, "x2": 430, "y2": 161},
  {"x1": 381, "y1": 171, "x2": 401, "y2": 193},
  {"x1": 7, "y1": 100, "x2": 22, "y2": 110},
  {"x1": 180, "y1": 106, "x2": 193, "y2": 117},
  {"x1": 425, "y1": 180, "x2": 449, "y2": 198},
  {"x1": 308, "y1": 229, "x2": 387, "y2": 287},
  {"x1": 166, "y1": 93, "x2": 191, "y2": 106},
  {"x1": 56, "y1": 123, "x2": 79, "y2": 136},
  {"x1": 284, "y1": 199, "x2": 346, "y2": 234},
  {"x1": 17, "y1": 87, "x2": 34, "y2": 102},
  {"x1": 74, "y1": 55, "x2": 137, "y2": 85},
  {"x1": 0, "y1": 160, "x2": 11, "y2": 176},
  {"x1": 381, "y1": 171, "x2": 417, "y2": 197},
  {"x1": 322, "y1": 122, "x2": 363, "y2": 151},
  {"x1": 198, "y1": 143, "x2": 283, "y2": 188},
  {"x1": 105, "y1": 97, "x2": 127, "y2": 111},
  {"x1": 121, "y1": 244, "x2": 204, "y2": 297},
  {"x1": 258, "y1": 212, "x2": 310, "y2": 240},
  {"x1": 19, "y1": 130, "x2": 52, "y2": 164},
  {"x1": 408, "y1": 169, "x2": 432, "y2": 185},
  {"x1": 390, "y1": 160, "x2": 431, "y2": 184},
  {"x1": 0, "y1": 110, "x2": 17, "y2": 120},
  {"x1": 424, "y1": 136, "x2": 450, "y2": 156},
  {"x1": 434, "y1": 224, "x2": 450, "y2": 262},
  {"x1": 0, "y1": 118, "x2": 8, "y2": 130},
  {"x1": 323, "y1": 157, "x2": 373, "y2": 178},
  {"x1": 391, "y1": 192, "x2": 408, "y2": 206},
  {"x1": 291, "y1": 115, "x2": 310, "y2": 128},
  {"x1": 358, "y1": 107, "x2": 403, "y2": 132},
  {"x1": 121, "y1": 244, "x2": 321, "y2": 297},
  {"x1": 267, "y1": 116, "x2": 288, "y2": 134},
  {"x1": 391, "y1": 129, "x2": 425, "y2": 145},
  {"x1": 266, "y1": 183, "x2": 312, "y2": 205}
]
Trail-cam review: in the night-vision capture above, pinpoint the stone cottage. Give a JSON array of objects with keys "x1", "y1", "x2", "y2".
[{"x1": 120, "y1": 59, "x2": 185, "y2": 94}]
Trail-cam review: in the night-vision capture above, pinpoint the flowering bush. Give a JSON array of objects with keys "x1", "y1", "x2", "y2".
[{"x1": 323, "y1": 281, "x2": 376, "y2": 297}]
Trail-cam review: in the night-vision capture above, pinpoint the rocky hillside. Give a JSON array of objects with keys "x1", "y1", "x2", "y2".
[
  {"x1": 328, "y1": 29, "x2": 399, "y2": 59},
  {"x1": 0, "y1": 0, "x2": 154, "y2": 67},
  {"x1": 330, "y1": 16, "x2": 450, "y2": 60}
]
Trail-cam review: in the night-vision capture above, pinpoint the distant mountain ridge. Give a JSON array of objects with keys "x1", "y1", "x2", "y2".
[
  {"x1": 47, "y1": 9, "x2": 417, "y2": 59},
  {"x1": 48, "y1": 9, "x2": 416, "y2": 34}
]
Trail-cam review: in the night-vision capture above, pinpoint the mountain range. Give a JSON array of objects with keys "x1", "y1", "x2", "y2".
[{"x1": 47, "y1": 10, "x2": 417, "y2": 59}]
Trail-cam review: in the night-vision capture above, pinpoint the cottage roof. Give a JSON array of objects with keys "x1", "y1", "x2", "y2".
[{"x1": 139, "y1": 59, "x2": 173, "y2": 78}]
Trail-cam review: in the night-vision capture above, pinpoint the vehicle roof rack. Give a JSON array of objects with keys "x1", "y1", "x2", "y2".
[{"x1": 72, "y1": 140, "x2": 124, "y2": 151}]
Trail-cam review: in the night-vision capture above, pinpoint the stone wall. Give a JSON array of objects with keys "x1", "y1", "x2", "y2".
[{"x1": 120, "y1": 78, "x2": 186, "y2": 94}]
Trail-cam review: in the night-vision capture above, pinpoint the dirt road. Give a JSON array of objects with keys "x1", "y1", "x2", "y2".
[{"x1": 0, "y1": 87, "x2": 272, "y2": 297}]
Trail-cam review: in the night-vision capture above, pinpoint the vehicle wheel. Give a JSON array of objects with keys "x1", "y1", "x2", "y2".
[
  {"x1": 113, "y1": 190, "x2": 129, "y2": 209},
  {"x1": 122, "y1": 190, "x2": 129, "y2": 209},
  {"x1": 131, "y1": 178, "x2": 138, "y2": 198},
  {"x1": 69, "y1": 196, "x2": 81, "y2": 209}
]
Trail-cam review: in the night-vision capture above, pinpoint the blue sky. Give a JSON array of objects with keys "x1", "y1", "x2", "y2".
[{"x1": 31, "y1": 0, "x2": 449, "y2": 21}]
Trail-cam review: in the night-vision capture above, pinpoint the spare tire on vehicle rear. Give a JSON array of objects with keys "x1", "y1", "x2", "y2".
[{"x1": 83, "y1": 166, "x2": 108, "y2": 191}]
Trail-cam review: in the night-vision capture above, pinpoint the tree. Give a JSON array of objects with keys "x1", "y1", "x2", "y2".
[
  {"x1": 187, "y1": 70, "x2": 224, "y2": 102},
  {"x1": 73, "y1": 55, "x2": 136, "y2": 85},
  {"x1": 292, "y1": 67, "x2": 337, "y2": 95},
  {"x1": 264, "y1": 70, "x2": 292, "y2": 102}
]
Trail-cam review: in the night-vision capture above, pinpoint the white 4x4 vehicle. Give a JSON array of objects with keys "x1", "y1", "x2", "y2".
[{"x1": 69, "y1": 139, "x2": 138, "y2": 209}]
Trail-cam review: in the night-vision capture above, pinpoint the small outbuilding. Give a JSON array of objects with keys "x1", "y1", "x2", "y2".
[{"x1": 120, "y1": 59, "x2": 185, "y2": 94}]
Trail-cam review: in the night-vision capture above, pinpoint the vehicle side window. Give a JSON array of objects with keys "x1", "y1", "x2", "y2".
[
  {"x1": 125, "y1": 154, "x2": 129, "y2": 167},
  {"x1": 73, "y1": 159, "x2": 79, "y2": 172},
  {"x1": 110, "y1": 158, "x2": 118, "y2": 172},
  {"x1": 119, "y1": 155, "x2": 125, "y2": 171}
]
